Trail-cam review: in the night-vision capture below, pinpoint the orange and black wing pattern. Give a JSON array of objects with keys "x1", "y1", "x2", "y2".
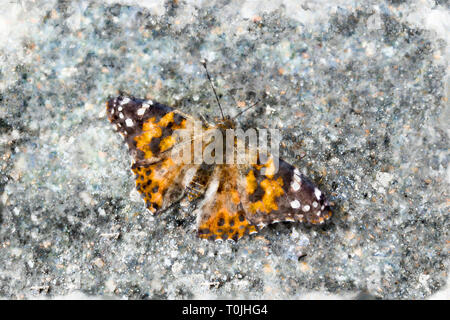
[
  {"x1": 240, "y1": 156, "x2": 332, "y2": 229},
  {"x1": 106, "y1": 96, "x2": 197, "y2": 213},
  {"x1": 195, "y1": 164, "x2": 258, "y2": 241},
  {"x1": 106, "y1": 95, "x2": 332, "y2": 241}
]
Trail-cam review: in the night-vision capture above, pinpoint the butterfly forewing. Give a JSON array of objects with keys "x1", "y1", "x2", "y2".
[
  {"x1": 239, "y1": 157, "x2": 332, "y2": 229},
  {"x1": 107, "y1": 96, "x2": 198, "y2": 213}
]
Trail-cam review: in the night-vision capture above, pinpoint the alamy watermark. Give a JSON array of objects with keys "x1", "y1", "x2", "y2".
[{"x1": 171, "y1": 120, "x2": 281, "y2": 174}]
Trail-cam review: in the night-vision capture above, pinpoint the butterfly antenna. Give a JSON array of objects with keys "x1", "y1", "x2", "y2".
[
  {"x1": 201, "y1": 59, "x2": 225, "y2": 120},
  {"x1": 233, "y1": 99, "x2": 260, "y2": 120}
]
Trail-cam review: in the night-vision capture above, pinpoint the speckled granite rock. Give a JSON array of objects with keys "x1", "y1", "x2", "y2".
[{"x1": 0, "y1": 0, "x2": 448, "y2": 299}]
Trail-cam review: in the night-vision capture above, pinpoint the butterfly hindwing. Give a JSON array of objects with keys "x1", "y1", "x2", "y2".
[
  {"x1": 131, "y1": 159, "x2": 198, "y2": 213},
  {"x1": 196, "y1": 165, "x2": 257, "y2": 241}
]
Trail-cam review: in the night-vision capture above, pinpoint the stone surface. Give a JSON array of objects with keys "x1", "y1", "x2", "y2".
[{"x1": 0, "y1": 0, "x2": 448, "y2": 299}]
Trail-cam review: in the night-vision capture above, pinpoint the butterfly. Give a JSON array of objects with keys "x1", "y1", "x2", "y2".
[{"x1": 105, "y1": 63, "x2": 332, "y2": 242}]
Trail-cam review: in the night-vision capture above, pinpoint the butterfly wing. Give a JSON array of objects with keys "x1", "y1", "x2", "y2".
[
  {"x1": 107, "y1": 95, "x2": 201, "y2": 213},
  {"x1": 195, "y1": 164, "x2": 258, "y2": 241},
  {"x1": 239, "y1": 155, "x2": 332, "y2": 228},
  {"x1": 106, "y1": 96, "x2": 189, "y2": 163}
]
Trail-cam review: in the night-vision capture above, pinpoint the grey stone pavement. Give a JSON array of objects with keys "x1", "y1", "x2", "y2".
[{"x1": 0, "y1": 0, "x2": 448, "y2": 299}]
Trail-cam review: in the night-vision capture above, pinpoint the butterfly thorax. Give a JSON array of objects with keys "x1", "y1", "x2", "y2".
[{"x1": 214, "y1": 116, "x2": 236, "y2": 130}]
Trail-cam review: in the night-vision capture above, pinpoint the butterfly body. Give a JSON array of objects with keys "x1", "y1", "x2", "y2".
[{"x1": 106, "y1": 95, "x2": 332, "y2": 241}]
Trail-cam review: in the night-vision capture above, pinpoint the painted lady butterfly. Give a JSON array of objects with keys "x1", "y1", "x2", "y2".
[{"x1": 106, "y1": 67, "x2": 332, "y2": 242}]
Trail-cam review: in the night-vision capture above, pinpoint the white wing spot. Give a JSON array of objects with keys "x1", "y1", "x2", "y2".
[
  {"x1": 121, "y1": 97, "x2": 130, "y2": 105},
  {"x1": 119, "y1": 112, "x2": 124, "y2": 119},
  {"x1": 137, "y1": 108, "x2": 146, "y2": 116},
  {"x1": 291, "y1": 181, "x2": 300, "y2": 191},
  {"x1": 314, "y1": 188, "x2": 322, "y2": 200},
  {"x1": 302, "y1": 205, "x2": 310, "y2": 212},
  {"x1": 290, "y1": 200, "x2": 301, "y2": 209},
  {"x1": 125, "y1": 118, "x2": 134, "y2": 127},
  {"x1": 118, "y1": 106, "x2": 123, "y2": 112}
]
